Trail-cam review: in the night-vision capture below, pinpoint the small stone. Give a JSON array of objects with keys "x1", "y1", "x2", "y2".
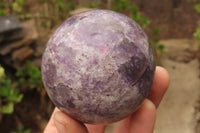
[
  {"x1": 0, "y1": 20, "x2": 38, "y2": 55},
  {"x1": 0, "y1": 29, "x2": 24, "y2": 43},
  {"x1": 0, "y1": 15, "x2": 23, "y2": 43},
  {"x1": 0, "y1": 15, "x2": 21, "y2": 34},
  {"x1": 42, "y1": 9, "x2": 155, "y2": 124}
]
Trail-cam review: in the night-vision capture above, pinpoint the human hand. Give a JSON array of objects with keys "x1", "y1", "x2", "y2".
[{"x1": 43, "y1": 66, "x2": 170, "y2": 133}]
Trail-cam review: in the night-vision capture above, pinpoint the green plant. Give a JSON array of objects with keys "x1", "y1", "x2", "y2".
[
  {"x1": 192, "y1": 1, "x2": 200, "y2": 41},
  {"x1": 68, "y1": 2, "x2": 76, "y2": 10},
  {"x1": 87, "y1": 3, "x2": 95, "y2": 8},
  {"x1": 0, "y1": 65, "x2": 5, "y2": 81},
  {"x1": 0, "y1": 1, "x2": 6, "y2": 16},
  {"x1": 40, "y1": 0, "x2": 46, "y2": 3},
  {"x1": 132, "y1": 14, "x2": 151, "y2": 28},
  {"x1": 15, "y1": 61, "x2": 46, "y2": 107},
  {"x1": 110, "y1": 0, "x2": 151, "y2": 28},
  {"x1": 12, "y1": 0, "x2": 26, "y2": 14},
  {"x1": 194, "y1": 27, "x2": 200, "y2": 41},
  {"x1": 52, "y1": 0, "x2": 76, "y2": 18},
  {"x1": 194, "y1": 3, "x2": 200, "y2": 12},
  {"x1": 15, "y1": 61, "x2": 43, "y2": 90},
  {"x1": 152, "y1": 27, "x2": 160, "y2": 35},
  {"x1": 12, "y1": 124, "x2": 31, "y2": 133},
  {"x1": 111, "y1": 0, "x2": 129, "y2": 12},
  {"x1": 0, "y1": 10, "x2": 5, "y2": 16},
  {"x1": 151, "y1": 27, "x2": 165, "y2": 56},
  {"x1": 0, "y1": 65, "x2": 23, "y2": 114},
  {"x1": 0, "y1": 2, "x2": 5, "y2": 8},
  {"x1": 65, "y1": 2, "x2": 76, "y2": 14}
]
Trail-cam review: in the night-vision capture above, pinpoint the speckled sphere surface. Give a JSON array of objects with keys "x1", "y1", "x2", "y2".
[{"x1": 42, "y1": 9, "x2": 155, "y2": 124}]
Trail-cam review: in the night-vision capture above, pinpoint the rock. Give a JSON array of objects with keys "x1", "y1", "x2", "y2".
[
  {"x1": 0, "y1": 15, "x2": 21, "y2": 34},
  {"x1": 34, "y1": 43, "x2": 46, "y2": 57},
  {"x1": 42, "y1": 9, "x2": 155, "y2": 124},
  {"x1": 0, "y1": 18, "x2": 39, "y2": 69},
  {"x1": 21, "y1": 19, "x2": 38, "y2": 41},
  {"x1": 12, "y1": 46, "x2": 34, "y2": 61},
  {"x1": 0, "y1": 20, "x2": 38, "y2": 55},
  {"x1": 0, "y1": 15, "x2": 22, "y2": 43},
  {"x1": 0, "y1": 29, "x2": 24, "y2": 43},
  {"x1": 0, "y1": 38, "x2": 34, "y2": 56}
]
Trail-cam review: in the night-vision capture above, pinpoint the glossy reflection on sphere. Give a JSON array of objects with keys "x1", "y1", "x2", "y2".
[{"x1": 41, "y1": 9, "x2": 155, "y2": 124}]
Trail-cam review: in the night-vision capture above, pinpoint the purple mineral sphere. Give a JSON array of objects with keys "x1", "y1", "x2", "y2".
[{"x1": 42, "y1": 9, "x2": 155, "y2": 124}]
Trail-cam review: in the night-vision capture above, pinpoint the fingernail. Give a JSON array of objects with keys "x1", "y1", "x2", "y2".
[
  {"x1": 54, "y1": 112, "x2": 68, "y2": 133},
  {"x1": 143, "y1": 99, "x2": 156, "y2": 112}
]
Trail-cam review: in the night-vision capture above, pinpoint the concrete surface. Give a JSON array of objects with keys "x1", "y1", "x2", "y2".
[{"x1": 154, "y1": 39, "x2": 200, "y2": 133}]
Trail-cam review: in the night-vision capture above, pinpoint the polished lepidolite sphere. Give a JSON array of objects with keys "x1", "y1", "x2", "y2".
[{"x1": 42, "y1": 9, "x2": 155, "y2": 124}]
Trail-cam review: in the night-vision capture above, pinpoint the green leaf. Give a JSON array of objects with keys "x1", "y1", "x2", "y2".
[
  {"x1": 0, "y1": 10, "x2": 5, "y2": 16},
  {"x1": 0, "y1": 65, "x2": 5, "y2": 79},
  {"x1": 195, "y1": 4, "x2": 200, "y2": 13},
  {"x1": 120, "y1": 0, "x2": 128, "y2": 10},
  {"x1": 12, "y1": 2, "x2": 20, "y2": 12},
  {"x1": 68, "y1": 2, "x2": 75, "y2": 10},
  {"x1": 18, "y1": 124, "x2": 25, "y2": 132},
  {"x1": 0, "y1": 2, "x2": 5, "y2": 8},
  {"x1": 15, "y1": 60, "x2": 44, "y2": 90},
  {"x1": 0, "y1": 87, "x2": 9, "y2": 97},
  {"x1": 132, "y1": 14, "x2": 151, "y2": 28},
  {"x1": 25, "y1": 60, "x2": 32, "y2": 69},
  {"x1": 152, "y1": 27, "x2": 160, "y2": 35},
  {"x1": 158, "y1": 44, "x2": 165, "y2": 53},
  {"x1": 112, "y1": 0, "x2": 129, "y2": 12},
  {"x1": 24, "y1": 129, "x2": 31, "y2": 133},
  {"x1": 18, "y1": 0, "x2": 25, "y2": 6},
  {"x1": 18, "y1": 78, "x2": 26, "y2": 86},
  {"x1": 12, "y1": 0, "x2": 25, "y2": 13},
  {"x1": 129, "y1": 4, "x2": 138, "y2": 15},
  {"x1": 194, "y1": 27, "x2": 200, "y2": 41},
  {"x1": 8, "y1": 89, "x2": 23, "y2": 102},
  {"x1": 151, "y1": 38, "x2": 159, "y2": 44},
  {"x1": 0, "y1": 78, "x2": 12, "y2": 97},
  {"x1": 2, "y1": 102, "x2": 14, "y2": 114},
  {"x1": 1, "y1": 78, "x2": 12, "y2": 88},
  {"x1": 15, "y1": 69, "x2": 24, "y2": 77},
  {"x1": 12, "y1": 124, "x2": 31, "y2": 133}
]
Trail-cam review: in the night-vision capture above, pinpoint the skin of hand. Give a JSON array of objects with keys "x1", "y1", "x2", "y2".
[{"x1": 43, "y1": 66, "x2": 170, "y2": 133}]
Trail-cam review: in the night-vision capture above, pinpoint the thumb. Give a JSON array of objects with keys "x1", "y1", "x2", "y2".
[{"x1": 54, "y1": 111, "x2": 88, "y2": 133}]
